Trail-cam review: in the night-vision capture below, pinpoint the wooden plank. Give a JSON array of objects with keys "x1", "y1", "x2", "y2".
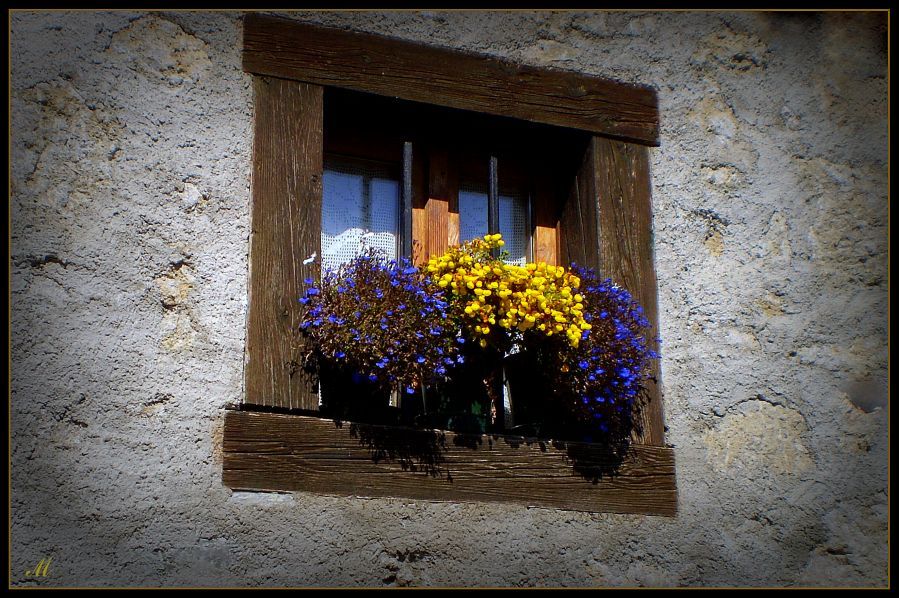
[
  {"x1": 411, "y1": 143, "x2": 429, "y2": 266},
  {"x1": 559, "y1": 141, "x2": 600, "y2": 271},
  {"x1": 243, "y1": 13, "x2": 660, "y2": 146},
  {"x1": 223, "y1": 411, "x2": 677, "y2": 516},
  {"x1": 533, "y1": 226, "x2": 559, "y2": 265},
  {"x1": 592, "y1": 137, "x2": 665, "y2": 446},
  {"x1": 448, "y1": 207, "x2": 460, "y2": 249},
  {"x1": 533, "y1": 174, "x2": 559, "y2": 265},
  {"x1": 445, "y1": 152, "x2": 459, "y2": 250},
  {"x1": 425, "y1": 148, "x2": 450, "y2": 260},
  {"x1": 412, "y1": 206, "x2": 428, "y2": 266},
  {"x1": 245, "y1": 77, "x2": 322, "y2": 410},
  {"x1": 559, "y1": 138, "x2": 665, "y2": 446}
]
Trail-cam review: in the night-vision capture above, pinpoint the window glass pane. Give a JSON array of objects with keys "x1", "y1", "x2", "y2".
[
  {"x1": 321, "y1": 159, "x2": 400, "y2": 272},
  {"x1": 459, "y1": 189, "x2": 489, "y2": 242},
  {"x1": 458, "y1": 185, "x2": 528, "y2": 266}
]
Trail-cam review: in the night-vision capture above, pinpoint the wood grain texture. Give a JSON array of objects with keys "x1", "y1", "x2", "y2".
[
  {"x1": 592, "y1": 137, "x2": 665, "y2": 446},
  {"x1": 533, "y1": 225, "x2": 558, "y2": 265},
  {"x1": 243, "y1": 13, "x2": 660, "y2": 146},
  {"x1": 411, "y1": 144, "x2": 429, "y2": 265},
  {"x1": 425, "y1": 148, "x2": 451, "y2": 260},
  {"x1": 245, "y1": 77, "x2": 322, "y2": 410},
  {"x1": 533, "y1": 174, "x2": 560, "y2": 265},
  {"x1": 448, "y1": 212, "x2": 460, "y2": 249},
  {"x1": 559, "y1": 141, "x2": 600, "y2": 271},
  {"x1": 412, "y1": 206, "x2": 428, "y2": 266},
  {"x1": 223, "y1": 411, "x2": 677, "y2": 516}
]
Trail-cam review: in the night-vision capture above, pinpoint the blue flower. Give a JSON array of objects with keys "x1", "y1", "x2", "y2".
[
  {"x1": 406, "y1": 386, "x2": 416, "y2": 394},
  {"x1": 416, "y1": 355, "x2": 426, "y2": 364},
  {"x1": 335, "y1": 351, "x2": 346, "y2": 359},
  {"x1": 303, "y1": 278, "x2": 314, "y2": 285},
  {"x1": 306, "y1": 288, "x2": 320, "y2": 297}
]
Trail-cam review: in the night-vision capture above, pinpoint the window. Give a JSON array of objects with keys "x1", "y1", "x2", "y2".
[
  {"x1": 226, "y1": 13, "x2": 675, "y2": 515},
  {"x1": 321, "y1": 157, "x2": 401, "y2": 271}
]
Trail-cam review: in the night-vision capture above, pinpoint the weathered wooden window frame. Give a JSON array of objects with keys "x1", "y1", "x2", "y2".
[{"x1": 224, "y1": 13, "x2": 676, "y2": 516}]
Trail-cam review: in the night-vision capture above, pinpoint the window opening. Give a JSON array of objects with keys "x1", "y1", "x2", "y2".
[
  {"x1": 458, "y1": 160, "x2": 530, "y2": 267},
  {"x1": 321, "y1": 157, "x2": 401, "y2": 272}
]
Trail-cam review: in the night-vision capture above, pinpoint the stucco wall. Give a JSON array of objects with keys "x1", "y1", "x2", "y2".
[{"x1": 10, "y1": 10, "x2": 888, "y2": 587}]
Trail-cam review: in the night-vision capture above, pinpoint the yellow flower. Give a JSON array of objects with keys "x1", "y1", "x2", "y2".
[{"x1": 427, "y1": 234, "x2": 592, "y2": 349}]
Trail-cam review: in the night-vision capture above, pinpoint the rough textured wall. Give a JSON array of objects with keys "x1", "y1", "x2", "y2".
[{"x1": 10, "y1": 10, "x2": 888, "y2": 587}]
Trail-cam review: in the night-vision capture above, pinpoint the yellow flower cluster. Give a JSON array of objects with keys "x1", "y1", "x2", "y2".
[{"x1": 426, "y1": 234, "x2": 592, "y2": 348}]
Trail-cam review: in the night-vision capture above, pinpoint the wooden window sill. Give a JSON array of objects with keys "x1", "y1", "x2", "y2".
[{"x1": 223, "y1": 409, "x2": 677, "y2": 516}]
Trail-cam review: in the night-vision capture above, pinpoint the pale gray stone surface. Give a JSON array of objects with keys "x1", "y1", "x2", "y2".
[{"x1": 11, "y1": 10, "x2": 888, "y2": 587}]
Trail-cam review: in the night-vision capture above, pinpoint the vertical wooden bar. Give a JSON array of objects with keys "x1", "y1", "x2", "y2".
[
  {"x1": 488, "y1": 155, "x2": 500, "y2": 258},
  {"x1": 592, "y1": 136, "x2": 665, "y2": 446},
  {"x1": 447, "y1": 177, "x2": 460, "y2": 249},
  {"x1": 245, "y1": 77, "x2": 323, "y2": 410},
  {"x1": 533, "y1": 174, "x2": 559, "y2": 265},
  {"x1": 411, "y1": 143, "x2": 429, "y2": 266},
  {"x1": 401, "y1": 142, "x2": 414, "y2": 259},
  {"x1": 426, "y1": 148, "x2": 450, "y2": 259}
]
